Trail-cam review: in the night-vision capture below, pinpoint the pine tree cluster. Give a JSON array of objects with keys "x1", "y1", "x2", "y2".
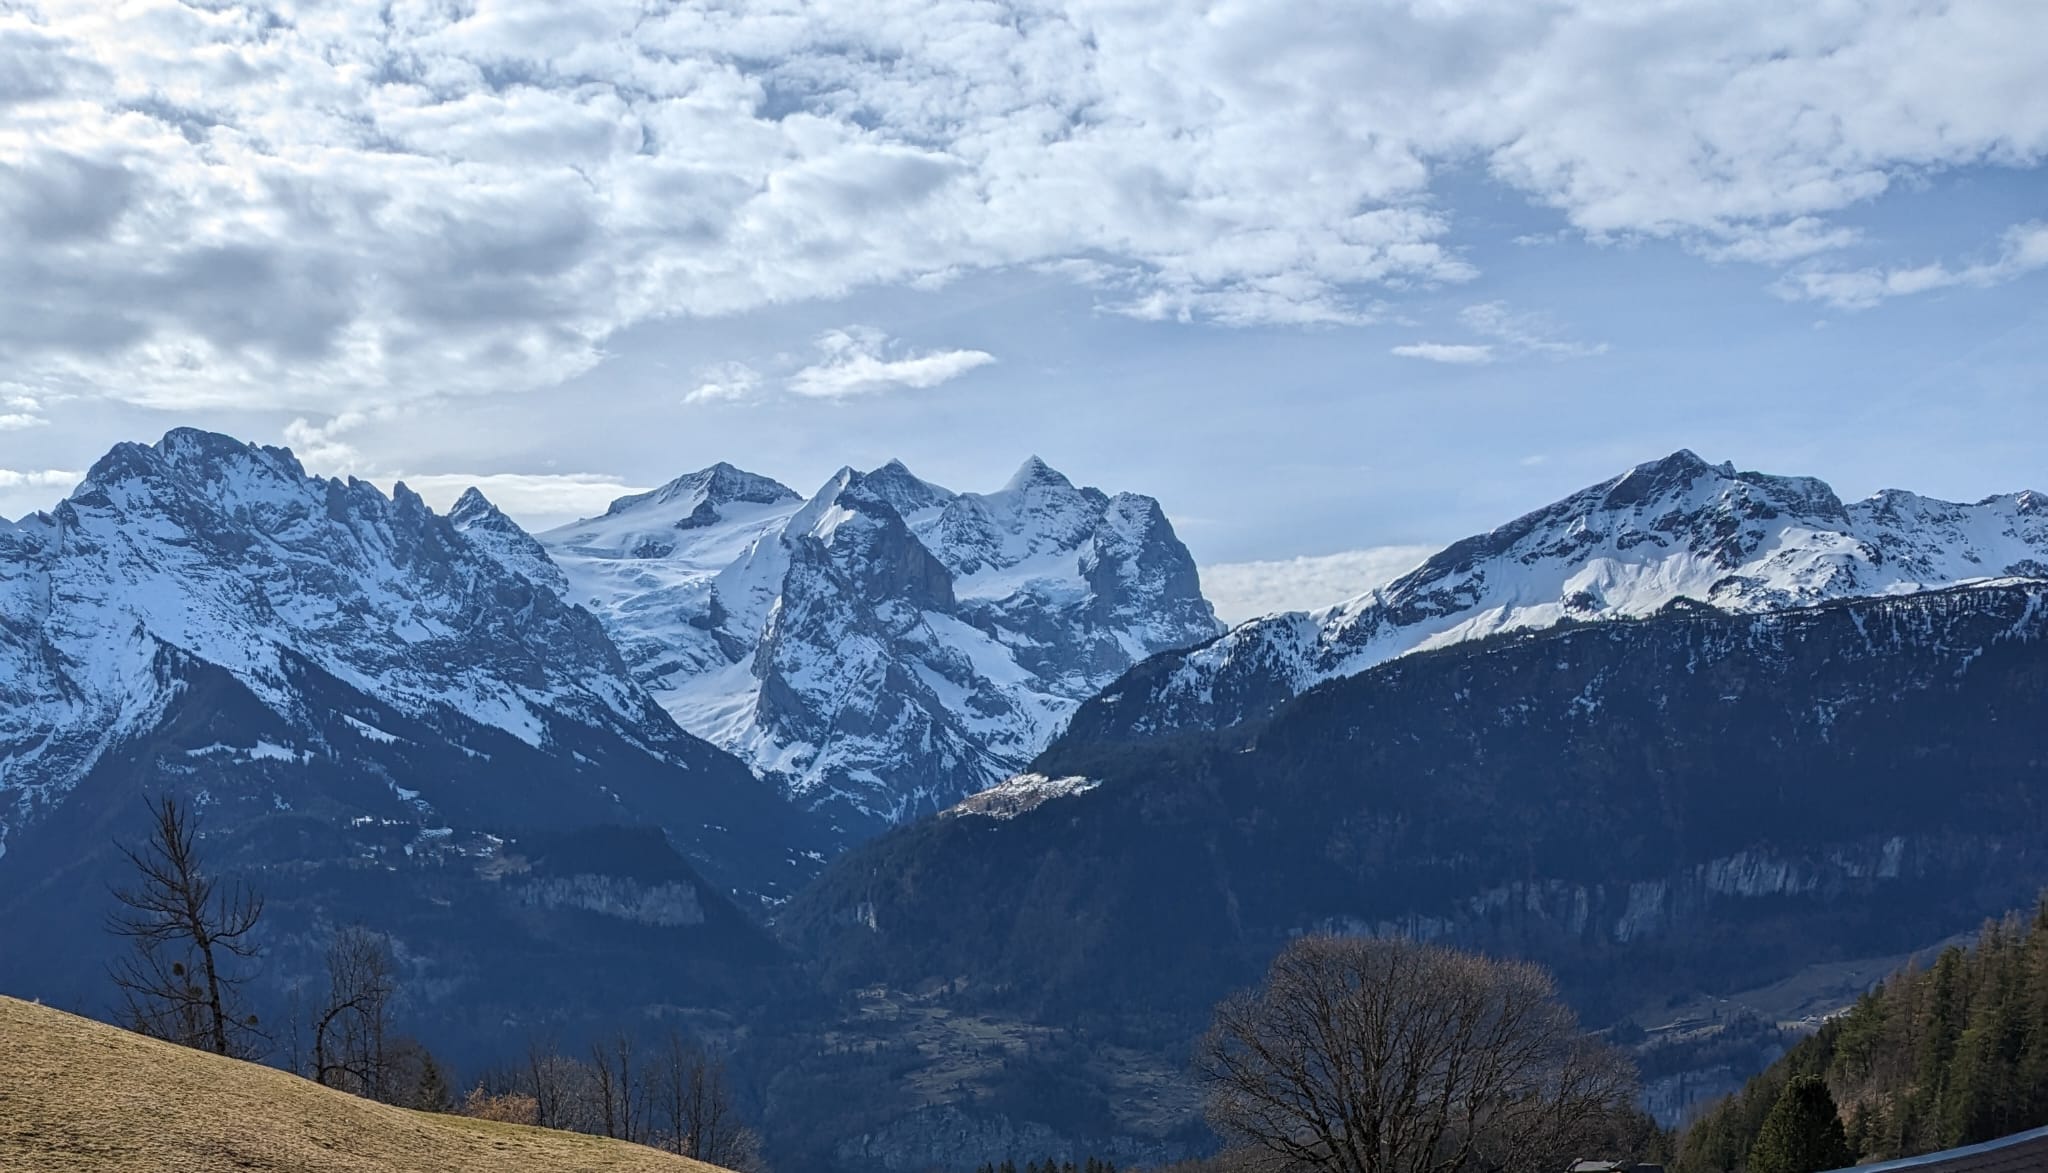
[{"x1": 1678, "y1": 899, "x2": 2048, "y2": 1171}]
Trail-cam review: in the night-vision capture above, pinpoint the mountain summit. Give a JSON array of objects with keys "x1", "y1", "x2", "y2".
[
  {"x1": 1061, "y1": 450, "x2": 2048, "y2": 745},
  {"x1": 537, "y1": 457, "x2": 1221, "y2": 834},
  {"x1": 0, "y1": 429, "x2": 815, "y2": 895}
]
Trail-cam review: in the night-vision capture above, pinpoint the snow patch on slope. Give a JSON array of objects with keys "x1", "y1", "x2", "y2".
[{"x1": 945, "y1": 773, "x2": 1101, "y2": 820}]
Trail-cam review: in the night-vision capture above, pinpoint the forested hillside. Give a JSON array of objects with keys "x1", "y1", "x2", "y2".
[{"x1": 1679, "y1": 900, "x2": 2048, "y2": 1171}]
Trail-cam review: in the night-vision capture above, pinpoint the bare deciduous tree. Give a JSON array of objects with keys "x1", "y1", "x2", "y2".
[
  {"x1": 1195, "y1": 935, "x2": 1636, "y2": 1173},
  {"x1": 592, "y1": 1031, "x2": 642, "y2": 1142},
  {"x1": 107, "y1": 793, "x2": 265, "y2": 1057},
  {"x1": 526, "y1": 1035, "x2": 568, "y2": 1129},
  {"x1": 312, "y1": 924, "x2": 399, "y2": 1098},
  {"x1": 656, "y1": 1030, "x2": 765, "y2": 1170}
]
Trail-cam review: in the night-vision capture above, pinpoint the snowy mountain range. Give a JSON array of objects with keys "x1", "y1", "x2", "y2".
[
  {"x1": 532, "y1": 456, "x2": 1221, "y2": 833},
  {"x1": 8, "y1": 435, "x2": 2042, "y2": 876},
  {"x1": 1062, "y1": 449, "x2": 2048, "y2": 745},
  {"x1": 0, "y1": 430, "x2": 816, "y2": 897}
]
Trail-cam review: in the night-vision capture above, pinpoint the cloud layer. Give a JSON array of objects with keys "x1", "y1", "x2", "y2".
[
  {"x1": 1203, "y1": 546, "x2": 1437, "y2": 623},
  {"x1": 0, "y1": 468, "x2": 85, "y2": 522},
  {"x1": 1775, "y1": 221, "x2": 2048, "y2": 309},
  {"x1": 397, "y1": 472, "x2": 651, "y2": 530},
  {"x1": 2, "y1": 1, "x2": 2045, "y2": 413}
]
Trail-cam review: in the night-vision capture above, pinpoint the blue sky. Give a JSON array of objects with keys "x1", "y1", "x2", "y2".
[{"x1": 2, "y1": 1, "x2": 2044, "y2": 617}]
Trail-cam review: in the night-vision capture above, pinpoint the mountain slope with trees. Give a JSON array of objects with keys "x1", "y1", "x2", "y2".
[
  {"x1": 779, "y1": 581, "x2": 2048, "y2": 1164},
  {"x1": 1679, "y1": 900, "x2": 2048, "y2": 1172},
  {"x1": 794, "y1": 581, "x2": 2048, "y2": 1022}
]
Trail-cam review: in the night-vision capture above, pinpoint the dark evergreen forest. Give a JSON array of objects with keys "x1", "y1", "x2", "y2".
[{"x1": 1679, "y1": 899, "x2": 2048, "y2": 1171}]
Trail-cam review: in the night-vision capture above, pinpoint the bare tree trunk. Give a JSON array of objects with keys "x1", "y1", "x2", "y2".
[
  {"x1": 527, "y1": 1037, "x2": 562, "y2": 1129},
  {"x1": 312, "y1": 925, "x2": 397, "y2": 1097},
  {"x1": 107, "y1": 794, "x2": 265, "y2": 1058},
  {"x1": 592, "y1": 1038, "x2": 619, "y2": 1139},
  {"x1": 614, "y1": 1033, "x2": 636, "y2": 1143},
  {"x1": 658, "y1": 1030, "x2": 691, "y2": 1155},
  {"x1": 655, "y1": 1032, "x2": 760, "y2": 1170}
]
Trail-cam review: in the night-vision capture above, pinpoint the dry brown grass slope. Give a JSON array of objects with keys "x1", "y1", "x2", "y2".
[{"x1": 0, "y1": 995, "x2": 726, "y2": 1173}]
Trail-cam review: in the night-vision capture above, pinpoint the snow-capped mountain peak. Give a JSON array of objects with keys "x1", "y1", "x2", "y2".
[
  {"x1": 13, "y1": 431, "x2": 647, "y2": 747},
  {"x1": 0, "y1": 430, "x2": 814, "y2": 882},
  {"x1": 855, "y1": 459, "x2": 955, "y2": 518},
  {"x1": 530, "y1": 455, "x2": 1221, "y2": 833},
  {"x1": 448, "y1": 486, "x2": 570, "y2": 595},
  {"x1": 1002, "y1": 454, "x2": 1073, "y2": 494},
  {"x1": 1066, "y1": 452, "x2": 2048, "y2": 744},
  {"x1": 603, "y1": 462, "x2": 800, "y2": 520}
]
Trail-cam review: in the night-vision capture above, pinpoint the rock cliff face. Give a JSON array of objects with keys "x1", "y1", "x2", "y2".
[
  {"x1": 539, "y1": 456, "x2": 1221, "y2": 836},
  {"x1": 783, "y1": 581, "x2": 2048, "y2": 1165},
  {"x1": 1064, "y1": 450, "x2": 2048, "y2": 747}
]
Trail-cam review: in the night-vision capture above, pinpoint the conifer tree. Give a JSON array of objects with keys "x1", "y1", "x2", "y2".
[
  {"x1": 415, "y1": 1051, "x2": 455, "y2": 1113},
  {"x1": 1746, "y1": 1075, "x2": 1856, "y2": 1173}
]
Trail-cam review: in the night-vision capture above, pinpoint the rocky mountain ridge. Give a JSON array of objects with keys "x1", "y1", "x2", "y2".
[
  {"x1": 0, "y1": 429, "x2": 818, "y2": 896},
  {"x1": 1062, "y1": 449, "x2": 2048, "y2": 746},
  {"x1": 537, "y1": 454, "x2": 1221, "y2": 834}
]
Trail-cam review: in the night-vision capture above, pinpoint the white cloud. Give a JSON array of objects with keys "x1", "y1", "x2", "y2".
[
  {"x1": 1458, "y1": 302, "x2": 1608, "y2": 360},
  {"x1": 787, "y1": 328, "x2": 995, "y2": 399},
  {"x1": 1392, "y1": 343, "x2": 1495, "y2": 365},
  {"x1": 0, "y1": 390, "x2": 46, "y2": 430},
  {"x1": 282, "y1": 415, "x2": 367, "y2": 475},
  {"x1": 1202, "y1": 546, "x2": 1438, "y2": 623},
  {"x1": 1773, "y1": 221, "x2": 2048, "y2": 309},
  {"x1": 1694, "y1": 217, "x2": 1864, "y2": 265},
  {"x1": 394, "y1": 473, "x2": 652, "y2": 531},
  {"x1": 0, "y1": 467, "x2": 83, "y2": 520},
  {"x1": 1394, "y1": 302, "x2": 1605, "y2": 365},
  {"x1": 0, "y1": 469, "x2": 81, "y2": 490},
  {"x1": 685, "y1": 362, "x2": 765, "y2": 405},
  {"x1": 1, "y1": 1, "x2": 2044, "y2": 410}
]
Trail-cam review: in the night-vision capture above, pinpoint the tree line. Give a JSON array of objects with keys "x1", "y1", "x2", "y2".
[
  {"x1": 461, "y1": 1028, "x2": 764, "y2": 1168},
  {"x1": 1678, "y1": 896, "x2": 2048, "y2": 1172},
  {"x1": 102, "y1": 793, "x2": 764, "y2": 1169}
]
